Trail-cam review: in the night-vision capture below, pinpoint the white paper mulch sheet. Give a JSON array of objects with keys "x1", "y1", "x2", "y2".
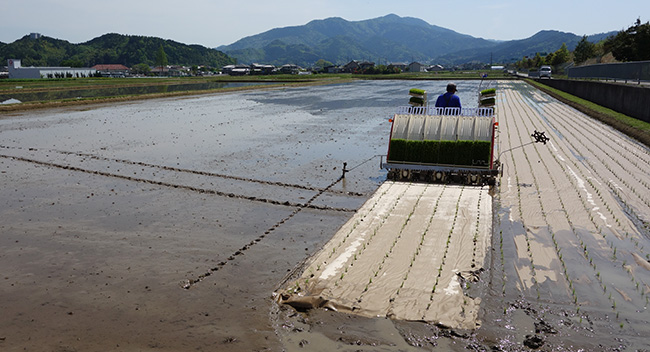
[{"x1": 278, "y1": 181, "x2": 491, "y2": 330}]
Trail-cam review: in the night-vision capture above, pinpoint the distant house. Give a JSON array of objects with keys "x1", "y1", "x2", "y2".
[
  {"x1": 250, "y1": 63, "x2": 275, "y2": 75},
  {"x1": 7, "y1": 59, "x2": 96, "y2": 79},
  {"x1": 221, "y1": 64, "x2": 235, "y2": 75},
  {"x1": 92, "y1": 64, "x2": 130, "y2": 77},
  {"x1": 408, "y1": 62, "x2": 426, "y2": 72},
  {"x1": 428, "y1": 64, "x2": 444, "y2": 72},
  {"x1": 342, "y1": 60, "x2": 375, "y2": 73},
  {"x1": 358, "y1": 61, "x2": 375, "y2": 71},
  {"x1": 324, "y1": 65, "x2": 341, "y2": 74},
  {"x1": 342, "y1": 60, "x2": 360, "y2": 73},
  {"x1": 223, "y1": 64, "x2": 250, "y2": 76},
  {"x1": 279, "y1": 64, "x2": 300, "y2": 74}
]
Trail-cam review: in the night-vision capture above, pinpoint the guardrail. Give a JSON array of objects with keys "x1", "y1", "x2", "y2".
[{"x1": 567, "y1": 61, "x2": 650, "y2": 83}]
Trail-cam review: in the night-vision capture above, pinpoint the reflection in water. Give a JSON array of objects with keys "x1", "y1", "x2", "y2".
[{"x1": 0, "y1": 82, "x2": 273, "y2": 103}]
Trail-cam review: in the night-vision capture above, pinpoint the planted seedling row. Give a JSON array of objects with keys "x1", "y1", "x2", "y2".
[
  {"x1": 501, "y1": 92, "x2": 539, "y2": 294},
  {"x1": 491, "y1": 86, "x2": 509, "y2": 297},
  {"x1": 511, "y1": 88, "x2": 635, "y2": 316},
  {"x1": 503, "y1": 89, "x2": 572, "y2": 302},
  {"x1": 386, "y1": 185, "x2": 448, "y2": 299},
  {"x1": 471, "y1": 188, "x2": 485, "y2": 269},
  {"x1": 535, "y1": 102, "x2": 649, "y2": 253},
  {"x1": 326, "y1": 182, "x2": 400, "y2": 260},
  {"x1": 511, "y1": 90, "x2": 637, "y2": 312},
  {"x1": 424, "y1": 186, "x2": 466, "y2": 314},
  {"x1": 357, "y1": 183, "x2": 431, "y2": 296},
  {"x1": 301, "y1": 181, "x2": 402, "y2": 285},
  {"x1": 527, "y1": 106, "x2": 650, "y2": 302},
  {"x1": 500, "y1": 91, "x2": 543, "y2": 299},
  {"x1": 543, "y1": 103, "x2": 650, "y2": 211},
  {"x1": 550, "y1": 104, "x2": 650, "y2": 172},
  {"x1": 325, "y1": 182, "x2": 412, "y2": 289},
  {"x1": 512, "y1": 87, "x2": 648, "y2": 311},
  {"x1": 543, "y1": 108, "x2": 650, "y2": 238},
  {"x1": 541, "y1": 102, "x2": 650, "y2": 221}
]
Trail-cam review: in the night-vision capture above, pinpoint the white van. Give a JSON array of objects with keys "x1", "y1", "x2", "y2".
[{"x1": 540, "y1": 65, "x2": 552, "y2": 78}]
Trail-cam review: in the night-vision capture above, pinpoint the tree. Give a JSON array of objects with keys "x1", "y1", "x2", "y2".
[
  {"x1": 605, "y1": 18, "x2": 650, "y2": 61},
  {"x1": 60, "y1": 59, "x2": 85, "y2": 67},
  {"x1": 551, "y1": 43, "x2": 570, "y2": 66},
  {"x1": 314, "y1": 59, "x2": 334, "y2": 71},
  {"x1": 131, "y1": 63, "x2": 151, "y2": 75},
  {"x1": 544, "y1": 52, "x2": 555, "y2": 66},
  {"x1": 533, "y1": 53, "x2": 544, "y2": 68},
  {"x1": 573, "y1": 36, "x2": 596, "y2": 64},
  {"x1": 155, "y1": 44, "x2": 168, "y2": 73}
]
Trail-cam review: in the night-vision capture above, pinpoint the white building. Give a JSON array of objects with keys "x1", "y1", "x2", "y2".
[
  {"x1": 408, "y1": 62, "x2": 426, "y2": 72},
  {"x1": 7, "y1": 59, "x2": 96, "y2": 79}
]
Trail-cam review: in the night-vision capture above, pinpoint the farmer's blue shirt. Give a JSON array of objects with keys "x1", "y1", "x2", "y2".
[{"x1": 435, "y1": 92, "x2": 461, "y2": 108}]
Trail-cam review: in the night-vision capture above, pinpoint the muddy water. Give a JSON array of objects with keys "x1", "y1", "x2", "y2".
[
  {"x1": 3, "y1": 80, "x2": 648, "y2": 351},
  {"x1": 0, "y1": 81, "x2": 479, "y2": 351}
]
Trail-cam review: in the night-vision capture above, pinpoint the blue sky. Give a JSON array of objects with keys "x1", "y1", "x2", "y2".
[{"x1": 2, "y1": 0, "x2": 648, "y2": 47}]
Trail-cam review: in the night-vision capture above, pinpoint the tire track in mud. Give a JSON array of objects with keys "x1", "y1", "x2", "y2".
[
  {"x1": 0, "y1": 145, "x2": 365, "y2": 197},
  {"x1": 0, "y1": 145, "x2": 372, "y2": 290},
  {"x1": 182, "y1": 174, "x2": 349, "y2": 289},
  {"x1": 0, "y1": 153, "x2": 355, "y2": 213}
]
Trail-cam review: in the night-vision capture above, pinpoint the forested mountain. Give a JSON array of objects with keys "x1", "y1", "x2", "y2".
[
  {"x1": 218, "y1": 14, "x2": 617, "y2": 67},
  {"x1": 435, "y1": 30, "x2": 617, "y2": 65},
  {"x1": 0, "y1": 33, "x2": 235, "y2": 68},
  {"x1": 218, "y1": 14, "x2": 496, "y2": 66}
]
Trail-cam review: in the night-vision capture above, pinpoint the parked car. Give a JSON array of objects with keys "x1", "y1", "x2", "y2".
[{"x1": 540, "y1": 65, "x2": 552, "y2": 78}]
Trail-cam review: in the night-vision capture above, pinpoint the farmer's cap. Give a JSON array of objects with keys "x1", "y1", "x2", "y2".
[{"x1": 446, "y1": 83, "x2": 457, "y2": 93}]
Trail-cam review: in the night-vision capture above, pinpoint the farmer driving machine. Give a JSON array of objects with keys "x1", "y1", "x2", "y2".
[{"x1": 382, "y1": 87, "x2": 500, "y2": 186}]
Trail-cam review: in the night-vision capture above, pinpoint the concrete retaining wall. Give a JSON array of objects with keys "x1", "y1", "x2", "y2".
[{"x1": 535, "y1": 78, "x2": 650, "y2": 123}]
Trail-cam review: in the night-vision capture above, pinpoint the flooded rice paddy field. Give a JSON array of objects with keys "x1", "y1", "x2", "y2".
[
  {"x1": 1, "y1": 80, "x2": 649, "y2": 351},
  {"x1": 0, "y1": 81, "x2": 277, "y2": 104}
]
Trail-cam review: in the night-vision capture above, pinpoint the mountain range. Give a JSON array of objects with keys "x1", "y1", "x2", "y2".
[
  {"x1": 218, "y1": 14, "x2": 616, "y2": 67},
  {"x1": 0, "y1": 34, "x2": 235, "y2": 68},
  {"x1": 1, "y1": 14, "x2": 616, "y2": 69}
]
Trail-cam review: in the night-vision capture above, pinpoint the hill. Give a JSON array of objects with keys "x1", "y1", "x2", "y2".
[
  {"x1": 218, "y1": 14, "x2": 617, "y2": 67},
  {"x1": 0, "y1": 34, "x2": 235, "y2": 68}
]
